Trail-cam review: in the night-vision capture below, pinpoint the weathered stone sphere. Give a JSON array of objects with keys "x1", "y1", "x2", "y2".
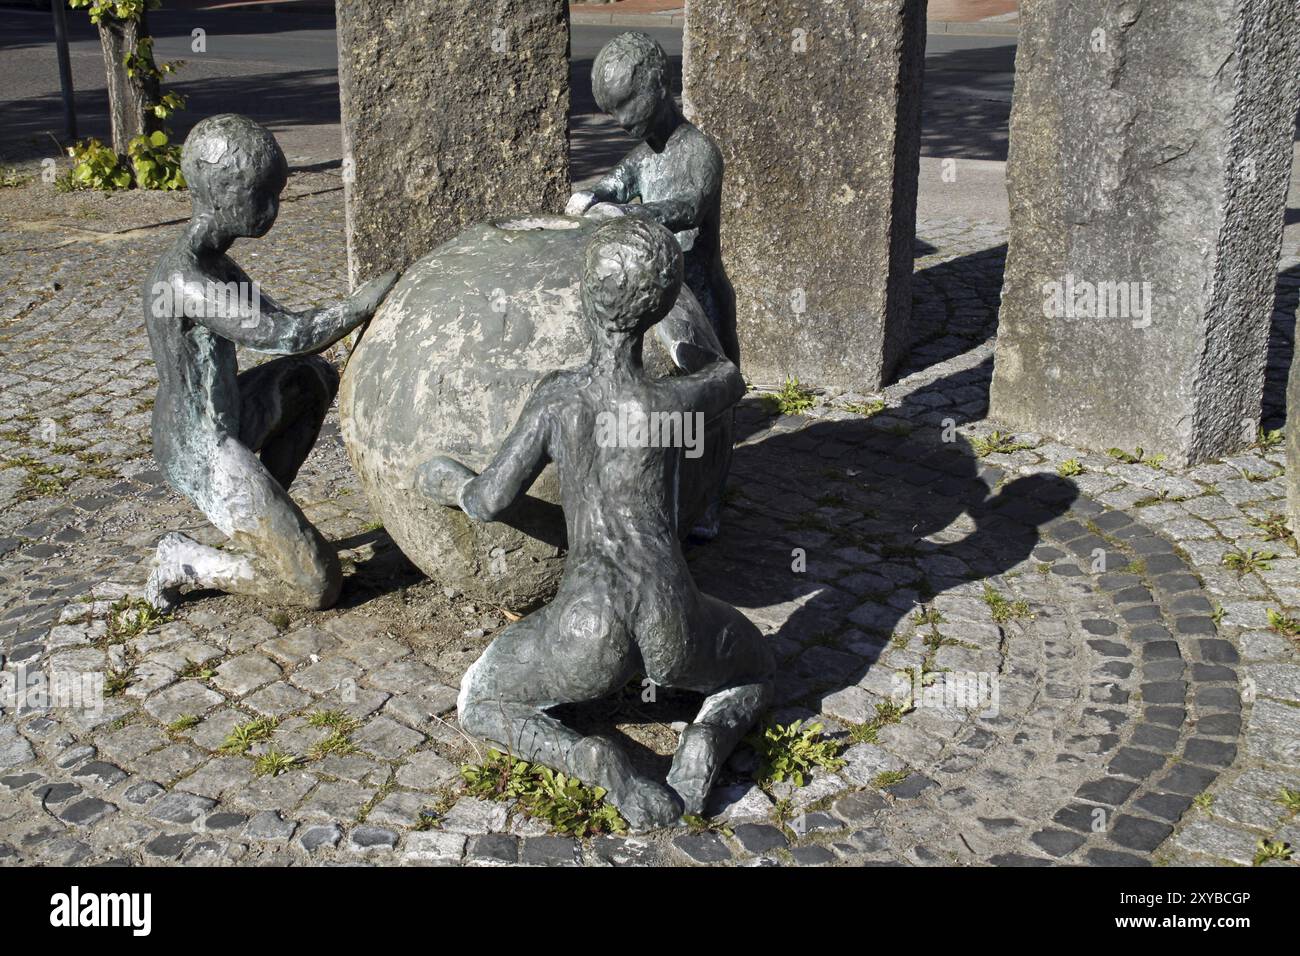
[{"x1": 340, "y1": 214, "x2": 729, "y2": 609}]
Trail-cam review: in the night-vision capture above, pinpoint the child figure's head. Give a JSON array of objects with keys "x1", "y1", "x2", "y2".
[
  {"x1": 592, "y1": 32, "x2": 674, "y2": 141},
  {"x1": 181, "y1": 114, "x2": 288, "y2": 240},
  {"x1": 581, "y1": 218, "x2": 683, "y2": 342}
]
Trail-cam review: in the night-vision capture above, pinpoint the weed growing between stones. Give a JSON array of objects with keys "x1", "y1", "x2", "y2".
[
  {"x1": 848, "y1": 699, "x2": 911, "y2": 745},
  {"x1": 1255, "y1": 427, "x2": 1284, "y2": 451},
  {"x1": 1106, "y1": 447, "x2": 1167, "y2": 469},
  {"x1": 843, "y1": 399, "x2": 887, "y2": 417},
  {"x1": 747, "y1": 719, "x2": 845, "y2": 788},
  {"x1": 972, "y1": 430, "x2": 1032, "y2": 457},
  {"x1": 106, "y1": 596, "x2": 167, "y2": 642},
  {"x1": 1252, "y1": 838, "x2": 1292, "y2": 866},
  {"x1": 1266, "y1": 609, "x2": 1300, "y2": 644},
  {"x1": 220, "y1": 717, "x2": 277, "y2": 755},
  {"x1": 1249, "y1": 514, "x2": 1297, "y2": 548},
  {"x1": 762, "y1": 377, "x2": 817, "y2": 416},
  {"x1": 1222, "y1": 548, "x2": 1277, "y2": 576},
  {"x1": 1057, "y1": 458, "x2": 1085, "y2": 477},
  {"x1": 166, "y1": 714, "x2": 199, "y2": 736},
  {"x1": 253, "y1": 749, "x2": 298, "y2": 777},
  {"x1": 1276, "y1": 788, "x2": 1300, "y2": 817},
  {"x1": 460, "y1": 749, "x2": 627, "y2": 837},
  {"x1": 982, "y1": 583, "x2": 1032, "y2": 624}
]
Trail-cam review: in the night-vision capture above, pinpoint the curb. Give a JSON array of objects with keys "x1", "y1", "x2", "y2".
[
  {"x1": 571, "y1": 11, "x2": 685, "y2": 26},
  {"x1": 928, "y1": 20, "x2": 1020, "y2": 37},
  {"x1": 6, "y1": 2, "x2": 1018, "y2": 37}
]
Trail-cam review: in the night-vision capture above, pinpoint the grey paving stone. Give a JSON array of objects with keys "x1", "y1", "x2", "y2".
[
  {"x1": 403, "y1": 831, "x2": 466, "y2": 865},
  {"x1": 673, "y1": 832, "x2": 733, "y2": 864},
  {"x1": 732, "y1": 823, "x2": 789, "y2": 854},
  {"x1": 521, "y1": 836, "x2": 580, "y2": 866},
  {"x1": 212, "y1": 654, "x2": 282, "y2": 697},
  {"x1": 246, "y1": 810, "x2": 297, "y2": 842},
  {"x1": 350, "y1": 825, "x2": 398, "y2": 851},
  {"x1": 145, "y1": 832, "x2": 194, "y2": 859},
  {"x1": 466, "y1": 833, "x2": 519, "y2": 865},
  {"x1": 300, "y1": 824, "x2": 344, "y2": 852},
  {"x1": 71, "y1": 760, "x2": 127, "y2": 786},
  {"x1": 151, "y1": 791, "x2": 217, "y2": 824},
  {"x1": 58, "y1": 797, "x2": 116, "y2": 826}
]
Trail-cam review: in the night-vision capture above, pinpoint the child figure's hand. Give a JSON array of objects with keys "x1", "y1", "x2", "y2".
[
  {"x1": 350, "y1": 270, "x2": 400, "y2": 320},
  {"x1": 566, "y1": 191, "x2": 598, "y2": 216},
  {"x1": 415, "y1": 456, "x2": 477, "y2": 508}
]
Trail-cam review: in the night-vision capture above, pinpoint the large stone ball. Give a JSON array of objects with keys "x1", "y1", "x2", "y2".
[{"x1": 339, "y1": 214, "x2": 730, "y2": 609}]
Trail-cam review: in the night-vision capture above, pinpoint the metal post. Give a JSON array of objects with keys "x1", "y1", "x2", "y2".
[{"x1": 51, "y1": 0, "x2": 78, "y2": 142}]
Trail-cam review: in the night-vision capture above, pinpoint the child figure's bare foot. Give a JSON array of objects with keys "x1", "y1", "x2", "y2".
[
  {"x1": 146, "y1": 531, "x2": 203, "y2": 612},
  {"x1": 569, "y1": 735, "x2": 683, "y2": 831},
  {"x1": 666, "y1": 724, "x2": 723, "y2": 817}
]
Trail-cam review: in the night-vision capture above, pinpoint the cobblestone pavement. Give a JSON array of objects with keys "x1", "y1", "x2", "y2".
[{"x1": 0, "y1": 176, "x2": 1297, "y2": 868}]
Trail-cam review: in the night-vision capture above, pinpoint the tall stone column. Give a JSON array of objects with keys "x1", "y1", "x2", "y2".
[
  {"x1": 336, "y1": 0, "x2": 571, "y2": 285},
  {"x1": 990, "y1": 0, "x2": 1300, "y2": 466},
  {"x1": 682, "y1": 0, "x2": 927, "y2": 389}
]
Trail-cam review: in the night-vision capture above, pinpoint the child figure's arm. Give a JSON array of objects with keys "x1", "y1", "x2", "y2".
[
  {"x1": 566, "y1": 154, "x2": 639, "y2": 215},
  {"x1": 662, "y1": 352, "x2": 746, "y2": 423},
  {"x1": 415, "y1": 377, "x2": 560, "y2": 521},
  {"x1": 585, "y1": 138, "x2": 722, "y2": 234},
  {"x1": 178, "y1": 269, "x2": 398, "y2": 355}
]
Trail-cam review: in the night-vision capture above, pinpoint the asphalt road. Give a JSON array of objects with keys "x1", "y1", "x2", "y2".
[{"x1": 1, "y1": 7, "x2": 1015, "y2": 171}]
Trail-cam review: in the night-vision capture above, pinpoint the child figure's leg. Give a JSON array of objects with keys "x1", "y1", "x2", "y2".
[
  {"x1": 146, "y1": 356, "x2": 342, "y2": 610},
  {"x1": 236, "y1": 354, "x2": 338, "y2": 490},
  {"x1": 458, "y1": 580, "x2": 684, "y2": 829},
  {"x1": 660, "y1": 598, "x2": 775, "y2": 815}
]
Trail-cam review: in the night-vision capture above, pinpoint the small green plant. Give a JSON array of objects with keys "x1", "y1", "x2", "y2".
[
  {"x1": 747, "y1": 719, "x2": 845, "y2": 788},
  {"x1": 1252, "y1": 839, "x2": 1292, "y2": 866},
  {"x1": 912, "y1": 607, "x2": 945, "y2": 628},
  {"x1": 1105, "y1": 447, "x2": 1145, "y2": 465},
  {"x1": 1, "y1": 167, "x2": 27, "y2": 188},
  {"x1": 1057, "y1": 458, "x2": 1085, "y2": 478},
  {"x1": 871, "y1": 769, "x2": 908, "y2": 789},
  {"x1": 166, "y1": 714, "x2": 199, "y2": 735},
  {"x1": 461, "y1": 749, "x2": 626, "y2": 837},
  {"x1": 103, "y1": 666, "x2": 134, "y2": 697},
  {"x1": 1256, "y1": 427, "x2": 1285, "y2": 450},
  {"x1": 106, "y1": 596, "x2": 167, "y2": 641},
  {"x1": 1222, "y1": 548, "x2": 1277, "y2": 576},
  {"x1": 1276, "y1": 788, "x2": 1300, "y2": 817},
  {"x1": 844, "y1": 399, "x2": 887, "y2": 417},
  {"x1": 268, "y1": 610, "x2": 291, "y2": 630},
  {"x1": 1266, "y1": 608, "x2": 1300, "y2": 640},
  {"x1": 972, "y1": 431, "x2": 1031, "y2": 458},
  {"x1": 127, "y1": 130, "x2": 185, "y2": 191},
  {"x1": 219, "y1": 717, "x2": 277, "y2": 755},
  {"x1": 1210, "y1": 603, "x2": 1225, "y2": 627},
  {"x1": 308, "y1": 730, "x2": 358, "y2": 760},
  {"x1": 253, "y1": 748, "x2": 298, "y2": 777},
  {"x1": 1249, "y1": 514, "x2": 1295, "y2": 545},
  {"x1": 982, "y1": 583, "x2": 1032, "y2": 624},
  {"x1": 306, "y1": 709, "x2": 360, "y2": 732},
  {"x1": 1118, "y1": 558, "x2": 1146, "y2": 576},
  {"x1": 763, "y1": 377, "x2": 817, "y2": 416},
  {"x1": 65, "y1": 138, "x2": 133, "y2": 191},
  {"x1": 848, "y1": 699, "x2": 911, "y2": 744},
  {"x1": 1192, "y1": 792, "x2": 1215, "y2": 812},
  {"x1": 178, "y1": 660, "x2": 216, "y2": 681}
]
